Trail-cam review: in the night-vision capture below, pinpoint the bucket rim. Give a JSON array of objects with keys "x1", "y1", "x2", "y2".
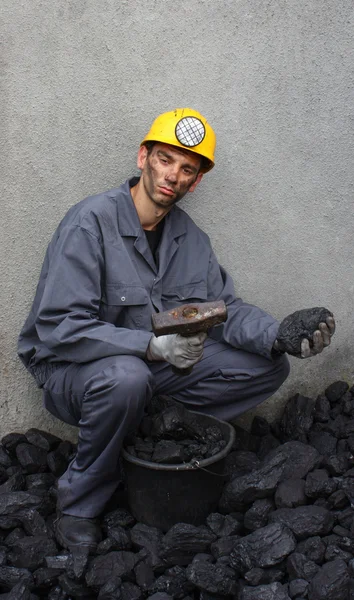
[{"x1": 121, "y1": 411, "x2": 235, "y2": 471}]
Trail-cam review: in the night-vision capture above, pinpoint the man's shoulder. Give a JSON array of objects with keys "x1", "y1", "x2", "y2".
[{"x1": 59, "y1": 181, "x2": 130, "y2": 231}]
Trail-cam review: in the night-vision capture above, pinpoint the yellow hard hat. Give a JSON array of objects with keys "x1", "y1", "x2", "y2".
[{"x1": 141, "y1": 108, "x2": 216, "y2": 172}]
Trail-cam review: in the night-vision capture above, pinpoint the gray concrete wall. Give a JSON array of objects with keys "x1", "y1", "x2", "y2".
[{"x1": 1, "y1": 0, "x2": 353, "y2": 439}]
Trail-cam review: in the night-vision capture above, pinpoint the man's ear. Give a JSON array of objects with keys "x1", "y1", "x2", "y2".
[
  {"x1": 137, "y1": 145, "x2": 148, "y2": 170},
  {"x1": 189, "y1": 172, "x2": 203, "y2": 193}
]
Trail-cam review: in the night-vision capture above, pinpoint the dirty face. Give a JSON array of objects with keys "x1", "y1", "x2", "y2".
[{"x1": 137, "y1": 143, "x2": 203, "y2": 209}]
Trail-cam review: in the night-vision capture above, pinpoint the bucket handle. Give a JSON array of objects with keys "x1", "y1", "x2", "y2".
[{"x1": 190, "y1": 459, "x2": 229, "y2": 479}]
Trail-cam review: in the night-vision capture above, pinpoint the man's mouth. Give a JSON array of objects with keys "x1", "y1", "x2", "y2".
[{"x1": 158, "y1": 186, "x2": 175, "y2": 196}]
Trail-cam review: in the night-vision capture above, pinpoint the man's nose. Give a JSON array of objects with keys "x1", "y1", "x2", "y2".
[{"x1": 165, "y1": 166, "x2": 178, "y2": 183}]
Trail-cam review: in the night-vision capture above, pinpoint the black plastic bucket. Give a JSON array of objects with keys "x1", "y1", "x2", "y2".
[{"x1": 121, "y1": 412, "x2": 235, "y2": 532}]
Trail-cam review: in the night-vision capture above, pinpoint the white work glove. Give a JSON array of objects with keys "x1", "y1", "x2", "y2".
[{"x1": 147, "y1": 332, "x2": 207, "y2": 369}]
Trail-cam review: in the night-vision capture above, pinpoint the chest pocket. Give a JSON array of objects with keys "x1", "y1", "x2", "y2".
[
  {"x1": 161, "y1": 281, "x2": 208, "y2": 310},
  {"x1": 100, "y1": 285, "x2": 150, "y2": 328}
]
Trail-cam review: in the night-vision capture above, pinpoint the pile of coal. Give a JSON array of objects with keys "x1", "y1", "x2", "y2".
[
  {"x1": 0, "y1": 381, "x2": 354, "y2": 598},
  {"x1": 124, "y1": 396, "x2": 226, "y2": 463}
]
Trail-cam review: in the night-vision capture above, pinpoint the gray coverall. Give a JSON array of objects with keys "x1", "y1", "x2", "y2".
[{"x1": 18, "y1": 177, "x2": 289, "y2": 517}]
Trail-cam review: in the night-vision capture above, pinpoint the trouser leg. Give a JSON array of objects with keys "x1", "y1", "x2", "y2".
[
  {"x1": 149, "y1": 338, "x2": 290, "y2": 422},
  {"x1": 42, "y1": 355, "x2": 154, "y2": 517},
  {"x1": 42, "y1": 340, "x2": 288, "y2": 516}
]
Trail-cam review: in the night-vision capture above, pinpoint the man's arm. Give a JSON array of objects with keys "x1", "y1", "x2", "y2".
[
  {"x1": 206, "y1": 250, "x2": 279, "y2": 359},
  {"x1": 206, "y1": 249, "x2": 335, "y2": 360},
  {"x1": 35, "y1": 224, "x2": 153, "y2": 363}
]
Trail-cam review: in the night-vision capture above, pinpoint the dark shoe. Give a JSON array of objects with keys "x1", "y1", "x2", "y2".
[{"x1": 55, "y1": 514, "x2": 102, "y2": 552}]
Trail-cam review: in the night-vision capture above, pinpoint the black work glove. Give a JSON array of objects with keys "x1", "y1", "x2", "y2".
[{"x1": 273, "y1": 307, "x2": 335, "y2": 359}]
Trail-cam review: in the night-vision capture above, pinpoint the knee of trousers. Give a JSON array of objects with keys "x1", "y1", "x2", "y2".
[{"x1": 84, "y1": 356, "x2": 154, "y2": 417}]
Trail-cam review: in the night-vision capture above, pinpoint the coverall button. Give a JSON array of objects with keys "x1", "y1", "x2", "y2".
[{"x1": 121, "y1": 296, "x2": 126, "y2": 301}]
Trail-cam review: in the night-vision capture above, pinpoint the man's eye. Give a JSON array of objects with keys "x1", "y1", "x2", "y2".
[
  {"x1": 184, "y1": 169, "x2": 193, "y2": 175},
  {"x1": 160, "y1": 158, "x2": 168, "y2": 164}
]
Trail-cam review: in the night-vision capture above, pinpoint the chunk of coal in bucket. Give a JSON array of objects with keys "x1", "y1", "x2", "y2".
[
  {"x1": 151, "y1": 405, "x2": 204, "y2": 441},
  {"x1": 276, "y1": 307, "x2": 333, "y2": 356},
  {"x1": 147, "y1": 394, "x2": 181, "y2": 415},
  {"x1": 151, "y1": 440, "x2": 185, "y2": 464}
]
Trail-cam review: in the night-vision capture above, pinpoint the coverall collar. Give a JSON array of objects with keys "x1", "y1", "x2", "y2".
[
  {"x1": 117, "y1": 178, "x2": 187, "y2": 276},
  {"x1": 116, "y1": 178, "x2": 187, "y2": 239}
]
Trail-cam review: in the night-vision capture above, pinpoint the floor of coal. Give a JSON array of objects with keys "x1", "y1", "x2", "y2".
[{"x1": 0, "y1": 380, "x2": 354, "y2": 599}]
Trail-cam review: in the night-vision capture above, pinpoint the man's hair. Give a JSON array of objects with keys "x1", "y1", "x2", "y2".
[{"x1": 142, "y1": 141, "x2": 208, "y2": 173}]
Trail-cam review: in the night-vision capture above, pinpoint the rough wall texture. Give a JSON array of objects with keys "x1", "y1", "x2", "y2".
[{"x1": 1, "y1": 0, "x2": 353, "y2": 438}]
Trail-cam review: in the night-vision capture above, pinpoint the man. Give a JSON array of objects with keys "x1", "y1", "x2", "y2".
[{"x1": 18, "y1": 108, "x2": 335, "y2": 552}]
